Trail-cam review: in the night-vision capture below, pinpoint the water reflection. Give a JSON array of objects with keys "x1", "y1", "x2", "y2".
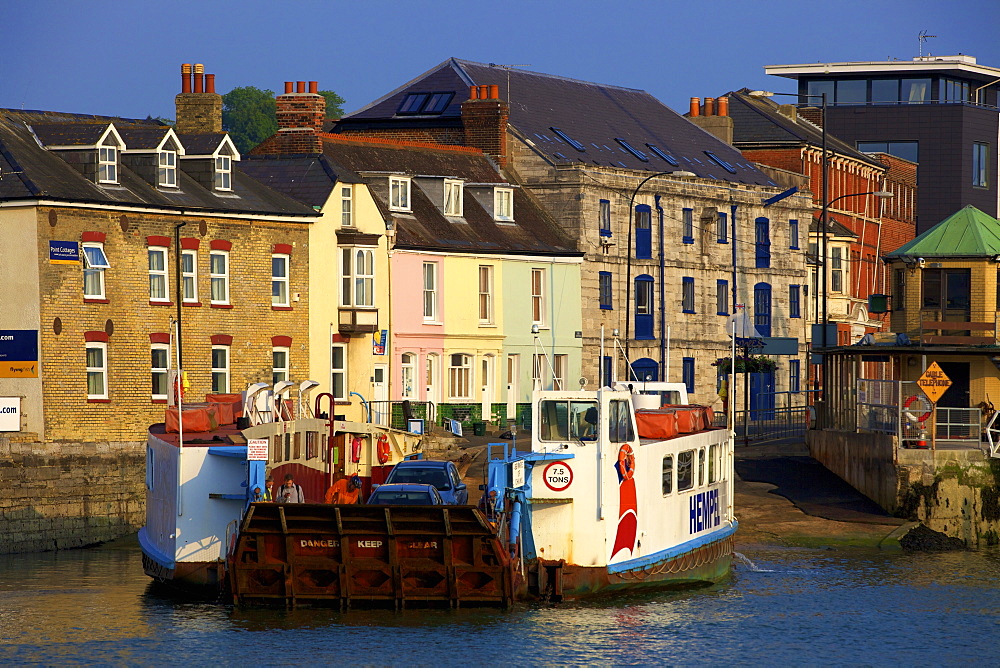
[{"x1": 1, "y1": 540, "x2": 999, "y2": 664}]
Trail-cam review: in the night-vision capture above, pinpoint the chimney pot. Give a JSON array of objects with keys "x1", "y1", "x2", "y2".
[
  {"x1": 489, "y1": 85, "x2": 499, "y2": 100},
  {"x1": 205, "y1": 74, "x2": 216, "y2": 94},
  {"x1": 468, "y1": 86, "x2": 478, "y2": 100},
  {"x1": 181, "y1": 63, "x2": 192, "y2": 94},
  {"x1": 284, "y1": 82, "x2": 294, "y2": 94},
  {"x1": 297, "y1": 81, "x2": 306, "y2": 93},
  {"x1": 194, "y1": 65, "x2": 204, "y2": 94},
  {"x1": 717, "y1": 96, "x2": 729, "y2": 117},
  {"x1": 704, "y1": 97, "x2": 715, "y2": 116},
  {"x1": 689, "y1": 97, "x2": 700, "y2": 117},
  {"x1": 309, "y1": 81, "x2": 318, "y2": 94}
]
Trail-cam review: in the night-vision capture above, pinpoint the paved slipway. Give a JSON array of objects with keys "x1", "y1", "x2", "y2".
[{"x1": 444, "y1": 432, "x2": 916, "y2": 550}]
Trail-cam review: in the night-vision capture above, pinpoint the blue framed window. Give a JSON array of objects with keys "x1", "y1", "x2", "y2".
[
  {"x1": 717, "y1": 279, "x2": 729, "y2": 315},
  {"x1": 682, "y1": 277, "x2": 695, "y2": 314},
  {"x1": 682, "y1": 357, "x2": 695, "y2": 394},
  {"x1": 754, "y1": 282, "x2": 772, "y2": 337},
  {"x1": 789, "y1": 219, "x2": 799, "y2": 249},
  {"x1": 602, "y1": 356, "x2": 613, "y2": 387},
  {"x1": 789, "y1": 285, "x2": 801, "y2": 318},
  {"x1": 789, "y1": 359, "x2": 801, "y2": 393},
  {"x1": 717, "y1": 212, "x2": 728, "y2": 243},
  {"x1": 755, "y1": 217, "x2": 771, "y2": 268},
  {"x1": 599, "y1": 271, "x2": 613, "y2": 309},
  {"x1": 599, "y1": 199, "x2": 611, "y2": 237},
  {"x1": 682, "y1": 208, "x2": 694, "y2": 244},
  {"x1": 635, "y1": 205, "x2": 652, "y2": 259},
  {"x1": 635, "y1": 275, "x2": 654, "y2": 340}
]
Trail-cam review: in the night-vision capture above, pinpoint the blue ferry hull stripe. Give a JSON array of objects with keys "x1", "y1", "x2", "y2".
[
  {"x1": 138, "y1": 527, "x2": 176, "y2": 570},
  {"x1": 606, "y1": 521, "x2": 738, "y2": 574}
]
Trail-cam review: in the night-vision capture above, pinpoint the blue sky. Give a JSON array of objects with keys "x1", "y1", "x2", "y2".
[{"x1": 4, "y1": 0, "x2": 999, "y2": 121}]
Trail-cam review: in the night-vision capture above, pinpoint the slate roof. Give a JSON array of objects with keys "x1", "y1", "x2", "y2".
[
  {"x1": 177, "y1": 132, "x2": 231, "y2": 156},
  {"x1": 885, "y1": 205, "x2": 1000, "y2": 258},
  {"x1": 339, "y1": 58, "x2": 775, "y2": 185},
  {"x1": 313, "y1": 136, "x2": 579, "y2": 256},
  {"x1": 726, "y1": 89, "x2": 882, "y2": 168},
  {"x1": 239, "y1": 153, "x2": 357, "y2": 210},
  {"x1": 0, "y1": 108, "x2": 316, "y2": 219}
]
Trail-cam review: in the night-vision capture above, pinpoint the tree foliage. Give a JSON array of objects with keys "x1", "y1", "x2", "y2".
[
  {"x1": 222, "y1": 86, "x2": 347, "y2": 153},
  {"x1": 222, "y1": 86, "x2": 277, "y2": 154},
  {"x1": 320, "y1": 90, "x2": 346, "y2": 119}
]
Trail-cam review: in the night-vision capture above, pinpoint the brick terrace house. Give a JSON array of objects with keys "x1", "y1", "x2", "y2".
[
  {"x1": 0, "y1": 65, "x2": 317, "y2": 552},
  {"x1": 705, "y1": 89, "x2": 917, "y2": 345},
  {"x1": 331, "y1": 59, "x2": 813, "y2": 405}
]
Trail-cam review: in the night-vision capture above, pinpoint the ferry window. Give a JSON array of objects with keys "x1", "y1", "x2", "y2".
[
  {"x1": 677, "y1": 450, "x2": 694, "y2": 491},
  {"x1": 608, "y1": 399, "x2": 634, "y2": 442},
  {"x1": 539, "y1": 400, "x2": 598, "y2": 441},
  {"x1": 708, "y1": 444, "x2": 717, "y2": 483},
  {"x1": 146, "y1": 446, "x2": 155, "y2": 491},
  {"x1": 662, "y1": 455, "x2": 673, "y2": 495},
  {"x1": 306, "y1": 432, "x2": 317, "y2": 459},
  {"x1": 271, "y1": 435, "x2": 282, "y2": 462},
  {"x1": 698, "y1": 448, "x2": 706, "y2": 486}
]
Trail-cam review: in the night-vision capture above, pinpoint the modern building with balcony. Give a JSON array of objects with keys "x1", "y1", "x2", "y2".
[{"x1": 765, "y1": 54, "x2": 1000, "y2": 234}]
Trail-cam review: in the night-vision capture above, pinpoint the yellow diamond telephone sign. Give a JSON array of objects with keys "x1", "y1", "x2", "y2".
[{"x1": 917, "y1": 362, "x2": 952, "y2": 404}]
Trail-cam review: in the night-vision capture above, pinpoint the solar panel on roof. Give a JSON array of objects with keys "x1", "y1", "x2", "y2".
[{"x1": 550, "y1": 128, "x2": 585, "y2": 151}]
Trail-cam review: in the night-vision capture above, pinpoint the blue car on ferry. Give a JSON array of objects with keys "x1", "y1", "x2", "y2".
[{"x1": 383, "y1": 460, "x2": 469, "y2": 505}]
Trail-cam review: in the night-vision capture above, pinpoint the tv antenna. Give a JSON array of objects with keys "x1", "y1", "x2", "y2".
[
  {"x1": 488, "y1": 63, "x2": 532, "y2": 102},
  {"x1": 918, "y1": 30, "x2": 936, "y2": 58}
]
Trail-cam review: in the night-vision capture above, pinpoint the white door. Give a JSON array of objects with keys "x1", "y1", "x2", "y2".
[
  {"x1": 481, "y1": 356, "x2": 493, "y2": 423},
  {"x1": 506, "y1": 354, "x2": 519, "y2": 427},
  {"x1": 426, "y1": 353, "x2": 440, "y2": 421},
  {"x1": 373, "y1": 364, "x2": 388, "y2": 425}
]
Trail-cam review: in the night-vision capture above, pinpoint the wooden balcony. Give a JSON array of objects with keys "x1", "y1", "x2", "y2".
[
  {"x1": 919, "y1": 320, "x2": 996, "y2": 345},
  {"x1": 338, "y1": 308, "x2": 378, "y2": 334}
]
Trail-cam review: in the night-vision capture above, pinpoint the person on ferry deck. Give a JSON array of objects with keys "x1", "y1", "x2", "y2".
[
  {"x1": 325, "y1": 474, "x2": 363, "y2": 504},
  {"x1": 276, "y1": 474, "x2": 305, "y2": 503}
]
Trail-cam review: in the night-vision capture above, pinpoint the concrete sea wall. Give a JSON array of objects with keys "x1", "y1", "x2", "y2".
[
  {"x1": 0, "y1": 437, "x2": 145, "y2": 554},
  {"x1": 808, "y1": 430, "x2": 1000, "y2": 546}
]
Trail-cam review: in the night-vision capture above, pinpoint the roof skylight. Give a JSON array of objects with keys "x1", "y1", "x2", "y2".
[
  {"x1": 704, "y1": 151, "x2": 738, "y2": 174},
  {"x1": 397, "y1": 91, "x2": 454, "y2": 115},
  {"x1": 646, "y1": 144, "x2": 679, "y2": 166},
  {"x1": 615, "y1": 138, "x2": 648, "y2": 162},
  {"x1": 550, "y1": 128, "x2": 586, "y2": 152}
]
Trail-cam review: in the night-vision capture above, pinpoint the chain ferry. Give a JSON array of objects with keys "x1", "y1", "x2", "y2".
[{"x1": 139, "y1": 380, "x2": 736, "y2": 606}]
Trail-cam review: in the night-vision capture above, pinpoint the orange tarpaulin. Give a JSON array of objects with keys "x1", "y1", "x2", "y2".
[
  {"x1": 635, "y1": 410, "x2": 678, "y2": 439},
  {"x1": 165, "y1": 404, "x2": 219, "y2": 433},
  {"x1": 205, "y1": 393, "x2": 243, "y2": 418}
]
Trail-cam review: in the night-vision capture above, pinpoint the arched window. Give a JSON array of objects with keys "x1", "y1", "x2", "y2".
[
  {"x1": 630, "y1": 357, "x2": 658, "y2": 382},
  {"x1": 754, "y1": 282, "x2": 772, "y2": 337}
]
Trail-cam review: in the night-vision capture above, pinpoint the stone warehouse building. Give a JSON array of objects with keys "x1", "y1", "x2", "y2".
[
  {"x1": 0, "y1": 65, "x2": 318, "y2": 553},
  {"x1": 332, "y1": 59, "x2": 814, "y2": 403}
]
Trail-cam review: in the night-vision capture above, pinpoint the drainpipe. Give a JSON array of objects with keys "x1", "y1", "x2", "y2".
[{"x1": 656, "y1": 195, "x2": 666, "y2": 380}]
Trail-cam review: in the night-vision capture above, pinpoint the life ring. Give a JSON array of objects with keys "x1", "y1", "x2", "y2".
[
  {"x1": 376, "y1": 434, "x2": 391, "y2": 465},
  {"x1": 903, "y1": 395, "x2": 932, "y2": 423}
]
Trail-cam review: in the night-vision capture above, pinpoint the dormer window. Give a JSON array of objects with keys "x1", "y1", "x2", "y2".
[
  {"x1": 494, "y1": 188, "x2": 513, "y2": 222},
  {"x1": 215, "y1": 155, "x2": 232, "y2": 191},
  {"x1": 390, "y1": 176, "x2": 410, "y2": 211},
  {"x1": 98, "y1": 146, "x2": 117, "y2": 184},
  {"x1": 158, "y1": 150, "x2": 177, "y2": 187},
  {"x1": 444, "y1": 180, "x2": 463, "y2": 216}
]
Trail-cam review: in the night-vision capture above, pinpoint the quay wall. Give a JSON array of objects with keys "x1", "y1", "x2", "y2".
[
  {"x1": 0, "y1": 437, "x2": 144, "y2": 554},
  {"x1": 808, "y1": 430, "x2": 1000, "y2": 546}
]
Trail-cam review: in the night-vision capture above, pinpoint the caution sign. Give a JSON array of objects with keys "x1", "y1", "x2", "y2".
[
  {"x1": 917, "y1": 362, "x2": 952, "y2": 404},
  {"x1": 247, "y1": 438, "x2": 269, "y2": 461}
]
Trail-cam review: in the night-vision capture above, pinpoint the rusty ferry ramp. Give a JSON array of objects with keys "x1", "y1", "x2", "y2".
[{"x1": 228, "y1": 503, "x2": 514, "y2": 608}]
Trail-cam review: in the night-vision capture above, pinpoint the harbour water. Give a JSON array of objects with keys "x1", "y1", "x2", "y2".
[{"x1": 2, "y1": 538, "x2": 999, "y2": 665}]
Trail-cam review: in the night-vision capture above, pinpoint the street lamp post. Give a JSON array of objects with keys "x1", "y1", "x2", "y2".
[
  {"x1": 749, "y1": 90, "x2": 893, "y2": 423},
  {"x1": 624, "y1": 170, "x2": 694, "y2": 378}
]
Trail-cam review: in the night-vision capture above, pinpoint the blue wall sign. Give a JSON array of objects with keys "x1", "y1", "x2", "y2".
[{"x1": 49, "y1": 240, "x2": 80, "y2": 264}]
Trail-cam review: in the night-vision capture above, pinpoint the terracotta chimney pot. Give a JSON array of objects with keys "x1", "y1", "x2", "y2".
[{"x1": 689, "y1": 97, "x2": 700, "y2": 117}]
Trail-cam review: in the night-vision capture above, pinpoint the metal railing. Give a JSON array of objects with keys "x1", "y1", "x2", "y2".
[
  {"x1": 366, "y1": 401, "x2": 437, "y2": 430},
  {"x1": 855, "y1": 378, "x2": 983, "y2": 449},
  {"x1": 731, "y1": 406, "x2": 811, "y2": 444}
]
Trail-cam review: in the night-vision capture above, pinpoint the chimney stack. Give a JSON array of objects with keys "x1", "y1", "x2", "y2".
[
  {"x1": 685, "y1": 95, "x2": 734, "y2": 146},
  {"x1": 175, "y1": 62, "x2": 223, "y2": 134},
  {"x1": 255, "y1": 79, "x2": 325, "y2": 155},
  {"x1": 461, "y1": 83, "x2": 509, "y2": 167}
]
